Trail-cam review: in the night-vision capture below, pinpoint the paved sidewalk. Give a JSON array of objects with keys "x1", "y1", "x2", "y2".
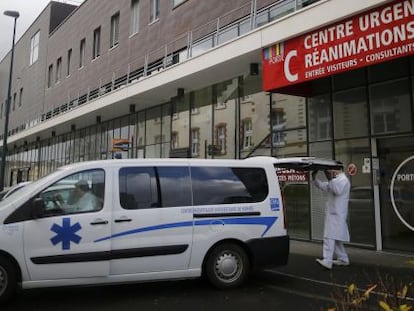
[{"x1": 290, "y1": 240, "x2": 414, "y2": 270}]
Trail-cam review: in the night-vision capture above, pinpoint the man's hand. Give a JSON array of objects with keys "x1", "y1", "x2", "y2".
[
  {"x1": 324, "y1": 170, "x2": 332, "y2": 180},
  {"x1": 312, "y1": 170, "x2": 318, "y2": 180}
]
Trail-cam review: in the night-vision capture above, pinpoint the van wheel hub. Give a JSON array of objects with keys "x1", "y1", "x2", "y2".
[{"x1": 215, "y1": 253, "x2": 241, "y2": 281}]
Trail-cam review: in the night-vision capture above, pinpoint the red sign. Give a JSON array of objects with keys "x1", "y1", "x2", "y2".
[
  {"x1": 263, "y1": 0, "x2": 414, "y2": 91},
  {"x1": 276, "y1": 169, "x2": 308, "y2": 183},
  {"x1": 347, "y1": 163, "x2": 358, "y2": 176}
]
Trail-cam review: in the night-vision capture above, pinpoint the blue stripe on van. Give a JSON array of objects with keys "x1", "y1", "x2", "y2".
[{"x1": 94, "y1": 216, "x2": 277, "y2": 243}]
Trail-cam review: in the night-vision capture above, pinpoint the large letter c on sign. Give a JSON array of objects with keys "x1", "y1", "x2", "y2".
[{"x1": 284, "y1": 50, "x2": 298, "y2": 82}]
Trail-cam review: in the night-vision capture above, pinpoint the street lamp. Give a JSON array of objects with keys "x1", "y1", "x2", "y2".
[{"x1": 0, "y1": 10, "x2": 19, "y2": 191}]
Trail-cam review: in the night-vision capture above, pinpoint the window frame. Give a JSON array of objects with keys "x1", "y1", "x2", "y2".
[
  {"x1": 110, "y1": 12, "x2": 120, "y2": 48},
  {"x1": 172, "y1": 0, "x2": 187, "y2": 8},
  {"x1": 56, "y1": 57, "x2": 62, "y2": 83},
  {"x1": 79, "y1": 38, "x2": 86, "y2": 68},
  {"x1": 67, "y1": 49, "x2": 72, "y2": 77},
  {"x1": 19, "y1": 88, "x2": 23, "y2": 108},
  {"x1": 48, "y1": 64, "x2": 53, "y2": 88},
  {"x1": 150, "y1": 0, "x2": 160, "y2": 23},
  {"x1": 93, "y1": 27, "x2": 101, "y2": 59},
  {"x1": 30, "y1": 31, "x2": 40, "y2": 65},
  {"x1": 130, "y1": 0, "x2": 140, "y2": 35}
]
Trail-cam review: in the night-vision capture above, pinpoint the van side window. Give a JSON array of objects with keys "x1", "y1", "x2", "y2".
[
  {"x1": 191, "y1": 167, "x2": 268, "y2": 205},
  {"x1": 119, "y1": 167, "x2": 158, "y2": 209},
  {"x1": 119, "y1": 166, "x2": 191, "y2": 209},
  {"x1": 157, "y1": 166, "x2": 191, "y2": 207}
]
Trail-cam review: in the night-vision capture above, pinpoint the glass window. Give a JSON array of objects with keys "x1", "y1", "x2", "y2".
[
  {"x1": 368, "y1": 57, "x2": 409, "y2": 83},
  {"x1": 173, "y1": 0, "x2": 187, "y2": 7},
  {"x1": 309, "y1": 141, "x2": 332, "y2": 240},
  {"x1": 241, "y1": 118, "x2": 253, "y2": 150},
  {"x1": 145, "y1": 107, "x2": 161, "y2": 157},
  {"x1": 308, "y1": 94, "x2": 331, "y2": 142},
  {"x1": 30, "y1": 31, "x2": 40, "y2": 65},
  {"x1": 93, "y1": 27, "x2": 101, "y2": 59},
  {"x1": 191, "y1": 128, "x2": 200, "y2": 157},
  {"x1": 158, "y1": 166, "x2": 191, "y2": 207},
  {"x1": 119, "y1": 167, "x2": 158, "y2": 209},
  {"x1": 150, "y1": 0, "x2": 160, "y2": 23},
  {"x1": 216, "y1": 124, "x2": 227, "y2": 155},
  {"x1": 38, "y1": 169, "x2": 105, "y2": 216},
  {"x1": 335, "y1": 139, "x2": 375, "y2": 247},
  {"x1": 333, "y1": 87, "x2": 368, "y2": 139},
  {"x1": 130, "y1": 0, "x2": 140, "y2": 35},
  {"x1": 56, "y1": 57, "x2": 62, "y2": 83},
  {"x1": 19, "y1": 88, "x2": 23, "y2": 108},
  {"x1": 273, "y1": 94, "x2": 306, "y2": 130},
  {"x1": 110, "y1": 12, "x2": 120, "y2": 48},
  {"x1": 239, "y1": 75, "x2": 270, "y2": 159},
  {"x1": 67, "y1": 49, "x2": 72, "y2": 76},
  {"x1": 80, "y1": 38, "x2": 86, "y2": 68},
  {"x1": 48, "y1": 64, "x2": 53, "y2": 88},
  {"x1": 171, "y1": 93, "x2": 190, "y2": 151},
  {"x1": 12, "y1": 93, "x2": 16, "y2": 111},
  {"x1": 119, "y1": 166, "x2": 191, "y2": 209},
  {"x1": 191, "y1": 87, "x2": 213, "y2": 158},
  {"x1": 370, "y1": 78, "x2": 412, "y2": 135},
  {"x1": 214, "y1": 79, "x2": 237, "y2": 159},
  {"x1": 282, "y1": 182, "x2": 309, "y2": 239},
  {"x1": 272, "y1": 129, "x2": 307, "y2": 157},
  {"x1": 191, "y1": 167, "x2": 268, "y2": 205},
  {"x1": 333, "y1": 68, "x2": 366, "y2": 91}
]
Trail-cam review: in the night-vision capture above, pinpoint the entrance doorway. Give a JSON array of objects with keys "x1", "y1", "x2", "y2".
[{"x1": 378, "y1": 136, "x2": 414, "y2": 252}]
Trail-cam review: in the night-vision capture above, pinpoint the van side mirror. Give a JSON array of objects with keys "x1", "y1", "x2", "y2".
[{"x1": 32, "y1": 198, "x2": 45, "y2": 219}]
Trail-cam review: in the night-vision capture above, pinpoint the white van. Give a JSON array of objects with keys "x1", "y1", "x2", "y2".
[{"x1": 0, "y1": 156, "x2": 341, "y2": 301}]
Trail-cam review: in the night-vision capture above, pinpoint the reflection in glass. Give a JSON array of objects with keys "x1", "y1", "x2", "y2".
[
  {"x1": 214, "y1": 79, "x2": 237, "y2": 158},
  {"x1": 191, "y1": 86, "x2": 212, "y2": 158},
  {"x1": 370, "y1": 78, "x2": 411, "y2": 135},
  {"x1": 239, "y1": 75, "x2": 270, "y2": 158},
  {"x1": 335, "y1": 139, "x2": 375, "y2": 247},
  {"x1": 333, "y1": 87, "x2": 368, "y2": 139},
  {"x1": 308, "y1": 94, "x2": 331, "y2": 142}
]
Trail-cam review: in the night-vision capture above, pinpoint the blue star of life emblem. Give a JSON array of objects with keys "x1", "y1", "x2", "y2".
[{"x1": 50, "y1": 218, "x2": 82, "y2": 250}]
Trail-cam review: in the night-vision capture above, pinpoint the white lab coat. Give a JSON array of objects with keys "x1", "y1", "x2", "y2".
[{"x1": 314, "y1": 172, "x2": 350, "y2": 242}]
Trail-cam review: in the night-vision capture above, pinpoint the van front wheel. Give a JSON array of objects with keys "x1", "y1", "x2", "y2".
[
  {"x1": 205, "y1": 243, "x2": 250, "y2": 289},
  {"x1": 0, "y1": 257, "x2": 17, "y2": 303}
]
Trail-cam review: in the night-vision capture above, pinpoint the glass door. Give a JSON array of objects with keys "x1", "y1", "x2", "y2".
[{"x1": 378, "y1": 136, "x2": 414, "y2": 252}]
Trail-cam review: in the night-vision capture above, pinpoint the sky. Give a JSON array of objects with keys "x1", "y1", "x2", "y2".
[{"x1": 0, "y1": 0, "x2": 84, "y2": 60}]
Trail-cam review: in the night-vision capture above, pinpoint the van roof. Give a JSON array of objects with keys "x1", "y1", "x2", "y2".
[
  {"x1": 57, "y1": 156, "x2": 343, "y2": 172},
  {"x1": 57, "y1": 156, "x2": 279, "y2": 171}
]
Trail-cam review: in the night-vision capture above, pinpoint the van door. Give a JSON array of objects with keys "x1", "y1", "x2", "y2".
[
  {"x1": 22, "y1": 169, "x2": 110, "y2": 280},
  {"x1": 108, "y1": 165, "x2": 193, "y2": 275}
]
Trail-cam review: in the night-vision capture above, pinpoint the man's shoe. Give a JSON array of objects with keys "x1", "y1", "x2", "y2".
[
  {"x1": 316, "y1": 258, "x2": 332, "y2": 270},
  {"x1": 333, "y1": 260, "x2": 350, "y2": 266}
]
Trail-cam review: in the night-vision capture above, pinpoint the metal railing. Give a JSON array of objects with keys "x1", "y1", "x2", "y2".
[{"x1": 2, "y1": 0, "x2": 319, "y2": 141}]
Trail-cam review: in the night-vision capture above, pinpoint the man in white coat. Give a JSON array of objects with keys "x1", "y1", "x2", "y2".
[{"x1": 312, "y1": 166, "x2": 351, "y2": 270}]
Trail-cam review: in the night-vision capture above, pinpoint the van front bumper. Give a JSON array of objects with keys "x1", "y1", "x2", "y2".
[{"x1": 246, "y1": 235, "x2": 289, "y2": 269}]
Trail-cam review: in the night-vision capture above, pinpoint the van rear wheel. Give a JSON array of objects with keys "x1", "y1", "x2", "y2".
[
  {"x1": 205, "y1": 243, "x2": 249, "y2": 289},
  {"x1": 0, "y1": 257, "x2": 17, "y2": 303}
]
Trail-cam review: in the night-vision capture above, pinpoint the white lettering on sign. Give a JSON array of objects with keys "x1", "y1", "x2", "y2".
[
  {"x1": 390, "y1": 155, "x2": 414, "y2": 232},
  {"x1": 397, "y1": 173, "x2": 414, "y2": 181}
]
